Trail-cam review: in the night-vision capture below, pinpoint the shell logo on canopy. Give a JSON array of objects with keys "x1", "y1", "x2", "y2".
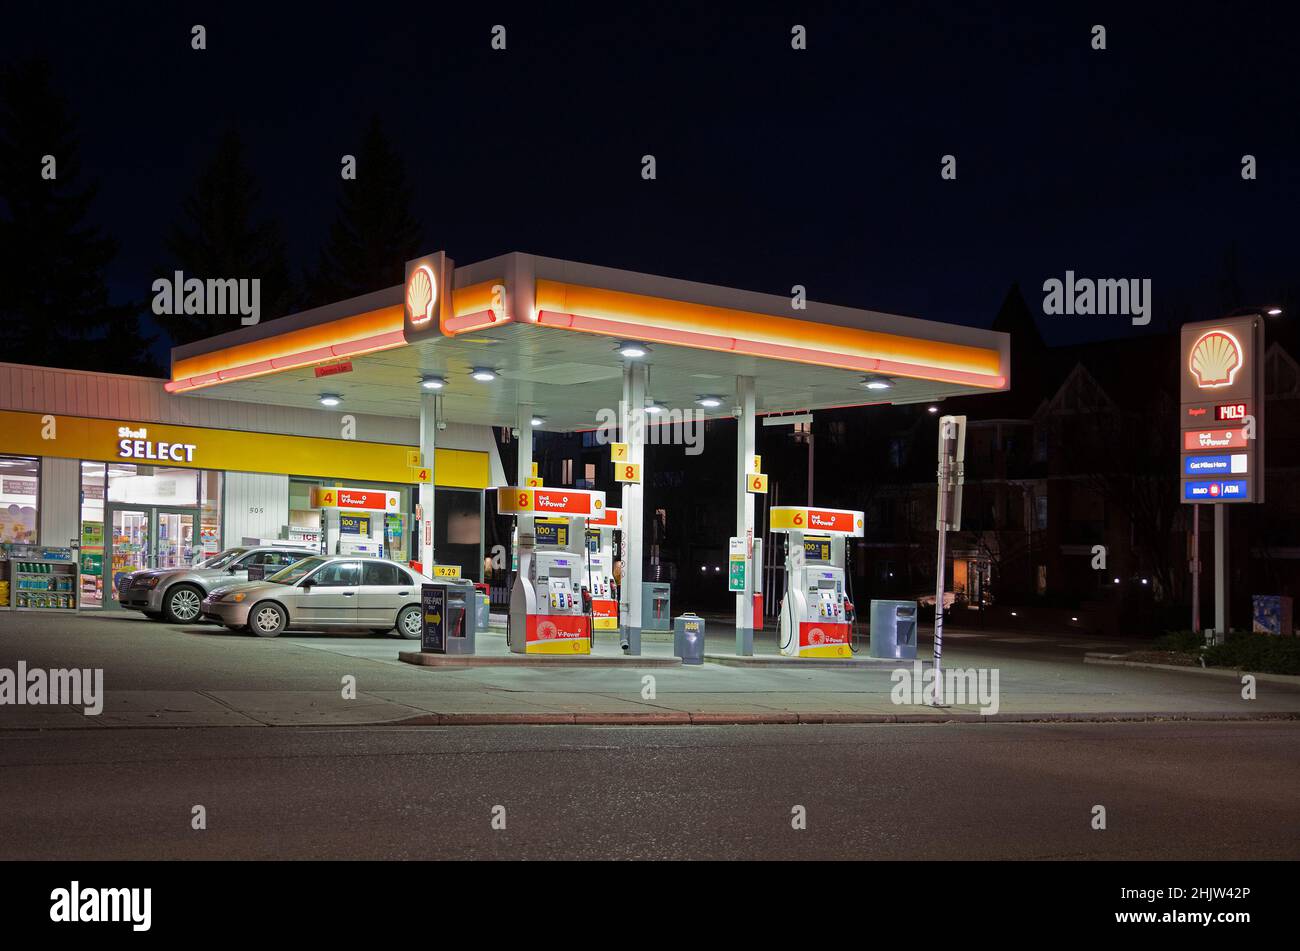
[
  {"x1": 407, "y1": 265, "x2": 437, "y2": 326},
  {"x1": 1189, "y1": 330, "x2": 1243, "y2": 389}
]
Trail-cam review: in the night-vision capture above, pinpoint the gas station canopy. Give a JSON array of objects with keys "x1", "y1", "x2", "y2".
[{"x1": 167, "y1": 252, "x2": 1010, "y2": 428}]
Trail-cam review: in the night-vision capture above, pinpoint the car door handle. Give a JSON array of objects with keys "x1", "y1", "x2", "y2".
[
  {"x1": 398, "y1": 591, "x2": 410, "y2": 596},
  {"x1": 342, "y1": 591, "x2": 356, "y2": 597}
]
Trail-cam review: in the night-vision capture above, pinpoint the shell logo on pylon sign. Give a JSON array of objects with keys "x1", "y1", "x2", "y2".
[
  {"x1": 1189, "y1": 330, "x2": 1243, "y2": 389},
  {"x1": 407, "y1": 264, "x2": 437, "y2": 326}
]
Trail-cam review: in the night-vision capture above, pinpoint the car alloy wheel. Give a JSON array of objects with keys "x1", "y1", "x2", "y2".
[
  {"x1": 165, "y1": 585, "x2": 203, "y2": 623},
  {"x1": 397, "y1": 605, "x2": 422, "y2": 640}
]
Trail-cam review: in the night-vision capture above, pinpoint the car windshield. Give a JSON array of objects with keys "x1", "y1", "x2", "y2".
[
  {"x1": 266, "y1": 556, "x2": 328, "y2": 585},
  {"x1": 199, "y1": 548, "x2": 247, "y2": 569}
]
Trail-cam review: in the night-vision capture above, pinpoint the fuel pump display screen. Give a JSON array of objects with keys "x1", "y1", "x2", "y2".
[
  {"x1": 587, "y1": 529, "x2": 600, "y2": 554},
  {"x1": 535, "y1": 520, "x2": 569, "y2": 547},
  {"x1": 803, "y1": 537, "x2": 831, "y2": 561}
]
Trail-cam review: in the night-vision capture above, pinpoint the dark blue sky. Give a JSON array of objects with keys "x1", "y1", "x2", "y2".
[{"x1": 5, "y1": 1, "x2": 1298, "y2": 356}]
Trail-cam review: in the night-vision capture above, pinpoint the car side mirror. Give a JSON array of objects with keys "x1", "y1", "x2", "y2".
[{"x1": 299, "y1": 580, "x2": 313, "y2": 591}]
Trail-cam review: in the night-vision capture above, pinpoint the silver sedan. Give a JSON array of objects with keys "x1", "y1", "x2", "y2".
[{"x1": 201, "y1": 555, "x2": 432, "y2": 639}]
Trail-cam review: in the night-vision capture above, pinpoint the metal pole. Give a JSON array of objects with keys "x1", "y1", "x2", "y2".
[
  {"x1": 1214, "y1": 503, "x2": 1226, "y2": 636},
  {"x1": 1191, "y1": 503, "x2": 1200, "y2": 634},
  {"x1": 931, "y1": 463, "x2": 948, "y2": 705},
  {"x1": 807, "y1": 429, "x2": 814, "y2": 506}
]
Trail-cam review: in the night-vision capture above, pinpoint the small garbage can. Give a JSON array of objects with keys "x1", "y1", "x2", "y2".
[
  {"x1": 642, "y1": 582, "x2": 672, "y2": 632},
  {"x1": 869, "y1": 600, "x2": 917, "y2": 659},
  {"x1": 673, "y1": 612, "x2": 705, "y2": 665},
  {"x1": 421, "y1": 579, "x2": 478, "y2": 655}
]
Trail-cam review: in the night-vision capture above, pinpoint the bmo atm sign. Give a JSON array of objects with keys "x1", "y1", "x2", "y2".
[{"x1": 1179, "y1": 315, "x2": 1264, "y2": 504}]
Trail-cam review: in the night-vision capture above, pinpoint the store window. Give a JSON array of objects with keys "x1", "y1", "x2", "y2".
[
  {"x1": 80, "y1": 462, "x2": 107, "y2": 607},
  {"x1": 0, "y1": 455, "x2": 40, "y2": 544},
  {"x1": 435, "y1": 487, "x2": 483, "y2": 580},
  {"x1": 108, "y1": 464, "x2": 199, "y2": 505}
]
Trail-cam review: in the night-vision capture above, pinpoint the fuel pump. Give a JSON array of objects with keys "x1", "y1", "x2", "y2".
[
  {"x1": 770, "y1": 505, "x2": 865, "y2": 659},
  {"x1": 585, "y1": 506, "x2": 622, "y2": 634},
  {"x1": 498, "y1": 486, "x2": 607, "y2": 655}
]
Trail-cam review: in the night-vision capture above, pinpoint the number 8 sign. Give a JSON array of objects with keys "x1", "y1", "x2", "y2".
[{"x1": 616, "y1": 463, "x2": 642, "y2": 483}]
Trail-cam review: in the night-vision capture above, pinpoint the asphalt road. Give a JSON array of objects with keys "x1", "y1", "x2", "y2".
[{"x1": 1, "y1": 721, "x2": 1296, "y2": 860}]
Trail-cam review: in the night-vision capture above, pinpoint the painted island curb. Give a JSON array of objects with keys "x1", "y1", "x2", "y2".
[{"x1": 1084, "y1": 652, "x2": 1300, "y2": 686}]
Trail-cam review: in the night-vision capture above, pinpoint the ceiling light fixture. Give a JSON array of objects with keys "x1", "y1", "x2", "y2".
[
  {"x1": 696, "y1": 395, "x2": 722, "y2": 408},
  {"x1": 470, "y1": 368, "x2": 497, "y2": 382},
  {"x1": 420, "y1": 375, "x2": 446, "y2": 390},
  {"x1": 861, "y1": 375, "x2": 894, "y2": 391},
  {"x1": 617, "y1": 342, "x2": 649, "y2": 358},
  {"x1": 318, "y1": 394, "x2": 342, "y2": 407}
]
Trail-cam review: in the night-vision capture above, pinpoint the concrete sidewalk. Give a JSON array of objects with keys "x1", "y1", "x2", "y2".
[{"x1": 1, "y1": 611, "x2": 1297, "y2": 728}]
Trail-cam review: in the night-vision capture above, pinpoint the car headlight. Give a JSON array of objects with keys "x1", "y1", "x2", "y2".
[{"x1": 144, "y1": 576, "x2": 161, "y2": 588}]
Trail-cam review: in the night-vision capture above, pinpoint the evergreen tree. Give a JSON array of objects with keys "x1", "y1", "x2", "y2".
[
  {"x1": 0, "y1": 59, "x2": 156, "y2": 374},
  {"x1": 307, "y1": 115, "x2": 423, "y2": 306},
  {"x1": 164, "y1": 130, "x2": 292, "y2": 344}
]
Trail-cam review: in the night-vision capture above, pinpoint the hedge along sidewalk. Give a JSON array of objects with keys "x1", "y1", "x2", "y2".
[{"x1": 1084, "y1": 652, "x2": 1300, "y2": 686}]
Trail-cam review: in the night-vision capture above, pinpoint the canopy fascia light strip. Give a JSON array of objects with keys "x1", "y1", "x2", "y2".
[
  {"x1": 167, "y1": 280, "x2": 504, "y2": 393},
  {"x1": 532, "y1": 281, "x2": 1005, "y2": 389}
]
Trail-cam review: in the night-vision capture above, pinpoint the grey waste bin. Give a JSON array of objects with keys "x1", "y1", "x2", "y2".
[
  {"x1": 642, "y1": 582, "x2": 672, "y2": 632},
  {"x1": 673, "y1": 613, "x2": 705, "y2": 665},
  {"x1": 421, "y1": 579, "x2": 478, "y2": 655},
  {"x1": 869, "y1": 600, "x2": 917, "y2": 659}
]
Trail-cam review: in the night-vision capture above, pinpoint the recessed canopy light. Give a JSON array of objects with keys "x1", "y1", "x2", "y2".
[
  {"x1": 696, "y1": 395, "x2": 722, "y2": 408},
  {"x1": 617, "y1": 342, "x2": 649, "y2": 359},
  {"x1": 927, "y1": 405, "x2": 939, "y2": 414},
  {"x1": 530, "y1": 417, "x2": 545, "y2": 427},
  {"x1": 1266, "y1": 307, "x2": 1283, "y2": 316},
  {"x1": 420, "y1": 375, "x2": 446, "y2": 390},
  {"x1": 318, "y1": 394, "x2": 342, "y2": 407},
  {"x1": 470, "y1": 368, "x2": 497, "y2": 382},
  {"x1": 645, "y1": 402, "x2": 664, "y2": 415},
  {"x1": 861, "y1": 375, "x2": 893, "y2": 390}
]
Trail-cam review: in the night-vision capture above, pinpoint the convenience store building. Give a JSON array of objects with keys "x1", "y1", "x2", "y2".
[{"x1": 0, "y1": 361, "x2": 505, "y2": 609}]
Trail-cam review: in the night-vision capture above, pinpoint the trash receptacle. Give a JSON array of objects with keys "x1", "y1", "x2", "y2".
[
  {"x1": 421, "y1": 579, "x2": 478, "y2": 655},
  {"x1": 475, "y1": 589, "x2": 490, "y2": 630},
  {"x1": 673, "y1": 613, "x2": 705, "y2": 665},
  {"x1": 869, "y1": 600, "x2": 917, "y2": 659},
  {"x1": 642, "y1": 582, "x2": 672, "y2": 632}
]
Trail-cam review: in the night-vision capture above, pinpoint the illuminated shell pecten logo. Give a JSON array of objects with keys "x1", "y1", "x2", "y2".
[
  {"x1": 1189, "y1": 330, "x2": 1243, "y2": 389},
  {"x1": 407, "y1": 265, "x2": 437, "y2": 326}
]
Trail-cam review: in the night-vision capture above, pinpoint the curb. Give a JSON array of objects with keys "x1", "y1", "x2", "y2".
[
  {"x1": 397, "y1": 650, "x2": 681, "y2": 668},
  {"x1": 384, "y1": 710, "x2": 1300, "y2": 727},
  {"x1": 1084, "y1": 653, "x2": 1300, "y2": 685}
]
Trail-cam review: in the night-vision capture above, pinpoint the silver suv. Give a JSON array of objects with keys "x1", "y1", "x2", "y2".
[{"x1": 120, "y1": 546, "x2": 319, "y2": 623}]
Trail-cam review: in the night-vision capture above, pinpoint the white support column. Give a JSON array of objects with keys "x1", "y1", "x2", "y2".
[
  {"x1": 620, "y1": 362, "x2": 647, "y2": 654},
  {"x1": 418, "y1": 391, "x2": 437, "y2": 571},
  {"x1": 516, "y1": 404, "x2": 534, "y2": 541},
  {"x1": 735, "y1": 375, "x2": 757, "y2": 655}
]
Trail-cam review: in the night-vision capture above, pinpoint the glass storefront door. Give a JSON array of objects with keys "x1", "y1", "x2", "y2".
[{"x1": 105, "y1": 505, "x2": 199, "y2": 606}]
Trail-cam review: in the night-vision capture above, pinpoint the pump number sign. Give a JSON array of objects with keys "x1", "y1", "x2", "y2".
[{"x1": 615, "y1": 463, "x2": 641, "y2": 483}]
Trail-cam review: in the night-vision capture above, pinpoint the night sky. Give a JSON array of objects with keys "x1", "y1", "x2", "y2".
[{"x1": 4, "y1": 1, "x2": 1298, "y2": 361}]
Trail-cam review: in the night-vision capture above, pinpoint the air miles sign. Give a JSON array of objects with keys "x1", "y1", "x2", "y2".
[{"x1": 1179, "y1": 315, "x2": 1264, "y2": 504}]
